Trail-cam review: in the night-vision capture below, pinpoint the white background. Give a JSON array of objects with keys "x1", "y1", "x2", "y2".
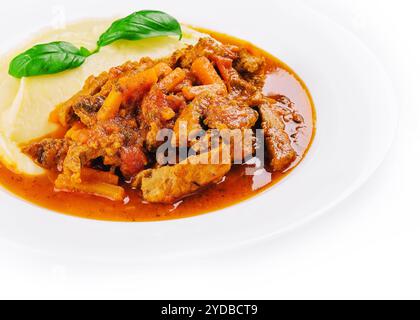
[{"x1": 0, "y1": 0, "x2": 419, "y2": 300}]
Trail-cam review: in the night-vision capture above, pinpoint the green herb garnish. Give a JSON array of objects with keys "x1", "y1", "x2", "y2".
[
  {"x1": 97, "y1": 10, "x2": 182, "y2": 47},
  {"x1": 9, "y1": 10, "x2": 182, "y2": 78},
  {"x1": 8, "y1": 42, "x2": 91, "y2": 78}
]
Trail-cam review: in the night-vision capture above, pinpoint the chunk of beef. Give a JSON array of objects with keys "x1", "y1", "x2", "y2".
[
  {"x1": 134, "y1": 145, "x2": 231, "y2": 203},
  {"x1": 171, "y1": 92, "x2": 216, "y2": 147},
  {"x1": 224, "y1": 129, "x2": 255, "y2": 163},
  {"x1": 234, "y1": 49, "x2": 265, "y2": 75},
  {"x1": 169, "y1": 38, "x2": 239, "y2": 69},
  {"x1": 210, "y1": 54, "x2": 262, "y2": 100},
  {"x1": 60, "y1": 144, "x2": 95, "y2": 184},
  {"x1": 72, "y1": 95, "x2": 105, "y2": 127},
  {"x1": 259, "y1": 103, "x2": 297, "y2": 172},
  {"x1": 23, "y1": 139, "x2": 69, "y2": 171},
  {"x1": 204, "y1": 99, "x2": 259, "y2": 130},
  {"x1": 191, "y1": 130, "x2": 255, "y2": 164}
]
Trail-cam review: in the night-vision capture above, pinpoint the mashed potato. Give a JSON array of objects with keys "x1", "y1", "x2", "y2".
[{"x1": 0, "y1": 19, "x2": 205, "y2": 175}]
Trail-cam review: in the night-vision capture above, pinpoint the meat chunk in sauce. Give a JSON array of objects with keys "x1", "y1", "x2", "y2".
[
  {"x1": 259, "y1": 103, "x2": 297, "y2": 172},
  {"x1": 169, "y1": 37, "x2": 238, "y2": 69},
  {"x1": 172, "y1": 92, "x2": 213, "y2": 147},
  {"x1": 234, "y1": 49, "x2": 265, "y2": 75},
  {"x1": 135, "y1": 145, "x2": 231, "y2": 204},
  {"x1": 204, "y1": 98, "x2": 259, "y2": 130},
  {"x1": 23, "y1": 139, "x2": 69, "y2": 171}
]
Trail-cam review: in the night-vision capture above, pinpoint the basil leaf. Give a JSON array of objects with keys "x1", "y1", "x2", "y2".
[
  {"x1": 9, "y1": 42, "x2": 88, "y2": 78},
  {"x1": 97, "y1": 10, "x2": 182, "y2": 47}
]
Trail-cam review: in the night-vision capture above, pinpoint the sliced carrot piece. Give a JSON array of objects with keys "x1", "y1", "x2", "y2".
[
  {"x1": 120, "y1": 68, "x2": 158, "y2": 99},
  {"x1": 158, "y1": 68, "x2": 187, "y2": 93},
  {"x1": 80, "y1": 168, "x2": 119, "y2": 185},
  {"x1": 49, "y1": 107, "x2": 61, "y2": 124},
  {"x1": 191, "y1": 57, "x2": 226, "y2": 89},
  {"x1": 55, "y1": 174, "x2": 125, "y2": 201},
  {"x1": 153, "y1": 62, "x2": 173, "y2": 78},
  {"x1": 97, "y1": 89, "x2": 123, "y2": 121},
  {"x1": 211, "y1": 55, "x2": 234, "y2": 83}
]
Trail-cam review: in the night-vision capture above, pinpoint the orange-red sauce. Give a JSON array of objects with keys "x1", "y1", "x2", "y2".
[{"x1": 0, "y1": 29, "x2": 316, "y2": 222}]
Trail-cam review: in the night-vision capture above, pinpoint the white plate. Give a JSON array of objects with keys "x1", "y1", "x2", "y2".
[{"x1": 0, "y1": 0, "x2": 397, "y2": 261}]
